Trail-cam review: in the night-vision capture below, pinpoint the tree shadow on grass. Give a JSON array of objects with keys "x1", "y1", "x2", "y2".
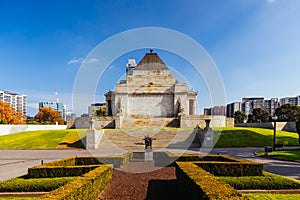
[
  {"x1": 58, "y1": 136, "x2": 86, "y2": 149},
  {"x1": 145, "y1": 179, "x2": 184, "y2": 200}
]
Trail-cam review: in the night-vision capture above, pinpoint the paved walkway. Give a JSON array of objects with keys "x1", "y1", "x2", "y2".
[
  {"x1": 209, "y1": 147, "x2": 300, "y2": 180},
  {"x1": 0, "y1": 147, "x2": 299, "y2": 181}
]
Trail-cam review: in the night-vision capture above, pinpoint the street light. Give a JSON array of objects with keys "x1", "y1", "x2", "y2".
[{"x1": 272, "y1": 115, "x2": 278, "y2": 150}]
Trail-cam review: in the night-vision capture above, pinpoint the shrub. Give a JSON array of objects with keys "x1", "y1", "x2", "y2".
[
  {"x1": 0, "y1": 176, "x2": 75, "y2": 192},
  {"x1": 28, "y1": 165, "x2": 100, "y2": 178},
  {"x1": 26, "y1": 120, "x2": 40, "y2": 124},
  {"x1": 28, "y1": 154, "x2": 130, "y2": 178},
  {"x1": 175, "y1": 162, "x2": 247, "y2": 200},
  {"x1": 194, "y1": 161, "x2": 263, "y2": 176},
  {"x1": 39, "y1": 164, "x2": 113, "y2": 200},
  {"x1": 219, "y1": 171, "x2": 300, "y2": 190}
]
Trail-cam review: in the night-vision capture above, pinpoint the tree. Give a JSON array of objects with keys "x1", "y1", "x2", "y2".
[
  {"x1": 296, "y1": 116, "x2": 300, "y2": 144},
  {"x1": 0, "y1": 101, "x2": 25, "y2": 124},
  {"x1": 234, "y1": 110, "x2": 247, "y2": 124},
  {"x1": 95, "y1": 105, "x2": 106, "y2": 117},
  {"x1": 35, "y1": 107, "x2": 64, "y2": 125},
  {"x1": 247, "y1": 108, "x2": 271, "y2": 123},
  {"x1": 275, "y1": 104, "x2": 300, "y2": 122}
]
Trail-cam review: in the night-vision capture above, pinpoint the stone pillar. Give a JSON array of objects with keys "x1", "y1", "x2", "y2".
[{"x1": 86, "y1": 119, "x2": 103, "y2": 149}]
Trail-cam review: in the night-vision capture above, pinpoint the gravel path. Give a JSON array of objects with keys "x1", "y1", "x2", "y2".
[{"x1": 97, "y1": 161, "x2": 185, "y2": 200}]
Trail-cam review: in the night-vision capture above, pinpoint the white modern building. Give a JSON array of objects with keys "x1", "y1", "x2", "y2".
[
  {"x1": 280, "y1": 95, "x2": 300, "y2": 106},
  {"x1": 0, "y1": 90, "x2": 27, "y2": 115}
]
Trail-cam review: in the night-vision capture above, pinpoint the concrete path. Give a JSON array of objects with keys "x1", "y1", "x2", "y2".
[
  {"x1": 209, "y1": 147, "x2": 300, "y2": 180},
  {"x1": 0, "y1": 147, "x2": 299, "y2": 181}
]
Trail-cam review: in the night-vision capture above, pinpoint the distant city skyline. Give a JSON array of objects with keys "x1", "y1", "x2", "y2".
[{"x1": 1, "y1": 0, "x2": 300, "y2": 116}]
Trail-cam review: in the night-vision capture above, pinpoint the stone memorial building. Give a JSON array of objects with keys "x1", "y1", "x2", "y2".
[
  {"x1": 105, "y1": 50, "x2": 198, "y2": 119},
  {"x1": 73, "y1": 50, "x2": 232, "y2": 129}
]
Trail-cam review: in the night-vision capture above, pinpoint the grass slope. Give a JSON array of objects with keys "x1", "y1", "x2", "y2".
[
  {"x1": 214, "y1": 127, "x2": 299, "y2": 147},
  {"x1": 0, "y1": 129, "x2": 87, "y2": 149}
]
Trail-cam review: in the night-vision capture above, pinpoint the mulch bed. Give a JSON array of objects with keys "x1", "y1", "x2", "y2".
[{"x1": 97, "y1": 161, "x2": 185, "y2": 200}]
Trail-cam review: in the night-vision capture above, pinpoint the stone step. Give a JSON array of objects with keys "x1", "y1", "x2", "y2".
[{"x1": 97, "y1": 129, "x2": 199, "y2": 149}]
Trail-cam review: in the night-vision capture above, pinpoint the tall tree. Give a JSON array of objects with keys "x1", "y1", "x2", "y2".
[
  {"x1": 234, "y1": 110, "x2": 247, "y2": 123},
  {"x1": 35, "y1": 107, "x2": 64, "y2": 124},
  {"x1": 275, "y1": 104, "x2": 300, "y2": 122},
  {"x1": 0, "y1": 101, "x2": 25, "y2": 124},
  {"x1": 247, "y1": 108, "x2": 271, "y2": 123}
]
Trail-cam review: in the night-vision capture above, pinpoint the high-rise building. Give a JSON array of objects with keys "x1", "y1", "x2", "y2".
[
  {"x1": 39, "y1": 102, "x2": 66, "y2": 121},
  {"x1": 241, "y1": 97, "x2": 278, "y2": 116},
  {"x1": 0, "y1": 90, "x2": 27, "y2": 115},
  {"x1": 226, "y1": 102, "x2": 241, "y2": 117},
  {"x1": 280, "y1": 95, "x2": 300, "y2": 106},
  {"x1": 204, "y1": 106, "x2": 226, "y2": 116}
]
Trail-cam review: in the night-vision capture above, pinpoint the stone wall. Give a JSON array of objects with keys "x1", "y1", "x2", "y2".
[
  {"x1": 235, "y1": 122, "x2": 297, "y2": 132},
  {"x1": 180, "y1": 115, "x2": 231, "y2": 128},
  {"x1": 0, "y1": 125, "x2": 67, "y2": 136},
  {"x1": 127, "y1": 94, "x2": 174, "y2": 117},
  {"x1": 74, "y1": 117, "x2": 115, "y2": 129}
]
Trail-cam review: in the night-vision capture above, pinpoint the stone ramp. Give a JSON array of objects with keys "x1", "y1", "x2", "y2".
[{"x1": 97, "y1": 129, "x2": 199, "y2": 150}]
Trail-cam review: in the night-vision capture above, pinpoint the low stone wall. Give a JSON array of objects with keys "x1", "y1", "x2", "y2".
[
  {"x1": 74, "y1": 117, "x2": 115, "y2": 129},
  {"x1": 0, "y1": 125, "x2": 67, "y2": 136},
  {"x1": 235, "y1": 122, "x2": 297, "y2": 132},
  {"x1": 180, "y1": 115, "x2": 229, "y2": 128}
]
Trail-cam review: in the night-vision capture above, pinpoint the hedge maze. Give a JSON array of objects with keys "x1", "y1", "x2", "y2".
[
  {"x1": 154, "y1": 152, "x2": 300, "y2": 200},
  {"x1": 1, "y1": 152, "x2": 300, "y2": 199}
]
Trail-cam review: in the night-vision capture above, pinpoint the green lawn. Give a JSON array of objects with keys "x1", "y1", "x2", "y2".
[
  {"x1": 258, "y1": 149, "x2": 300, "y2": 162},
  {"x1": 244, "y1": 193, "x2": 300, "y2": 200},
  {"x1": 0, "y1": 129, "x2": 87, "y2": 149},
  {"x1": 214, "y1": 127, "x2": 299, "y2": 147}
]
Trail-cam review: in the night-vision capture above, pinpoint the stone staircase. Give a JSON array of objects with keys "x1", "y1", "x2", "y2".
[
  {"x1": 97, "y1": 128, "x2": 199, "y2": 150},
  {"x1": 121, "y1": 118, "x2": 179, "y2": 128}
]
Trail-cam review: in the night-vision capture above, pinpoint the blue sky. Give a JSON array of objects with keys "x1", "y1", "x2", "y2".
[{"x1": 0, "y1": 0, "x2": 300, "y2": 116}]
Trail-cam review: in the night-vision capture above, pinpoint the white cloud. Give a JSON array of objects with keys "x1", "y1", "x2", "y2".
[
  {"x1": 67, "y1": 57, "x2": 98, "y2": 64},
  {"x1": 67, "y1": 57, "x2": 84, "y2": 64},
  {"x1": 83, "y1": 58, "x2": 98, "y2": 64},
  {"x1": 267, "y1": 0, "x2": 276, "y2": 3}
]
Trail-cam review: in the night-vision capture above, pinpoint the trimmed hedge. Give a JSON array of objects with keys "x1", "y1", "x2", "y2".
[
  {"x1": 39, "y1": 164, "x2": 113, "y2": 200},
  {"x1": 28, "y1": 153, "x2": 130, "y2": 178},
  {"x1": 0, "y1": 177, "x2": 75, "y2": 192},
  {"x1": 194, "y1": 161, "x2": 263, "y2": 177},
  {"x1": 153, "y1": 151, "x2": 256, "y2": 168},
  {"x1": 41, "y1": 157, "x2": 76, "y2": 167},
  {"x1": 38, "y1": 153, "x2": 131, "y2": 168},
  {"x1": 219, "y1": 171, "x2": 300, "y2": 190},
  {"x1": 176, "y1": 162, "x2": 247, "y2": 200},
  {"x1": 28, "y1": 165, "x2": 100, "y2": 178},
  {"x1": 75, "y1": 153, "x2": 131, "y2": 168}
]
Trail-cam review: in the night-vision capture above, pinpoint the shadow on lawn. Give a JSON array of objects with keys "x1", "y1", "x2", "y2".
[{"x1": 58, "y1": 136, "x2": 86, "y2": 149}]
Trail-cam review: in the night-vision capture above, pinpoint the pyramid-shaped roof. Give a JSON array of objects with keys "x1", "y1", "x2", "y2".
[{"x1": 135, "y1": 52, "x2": 169, "y2": 70}]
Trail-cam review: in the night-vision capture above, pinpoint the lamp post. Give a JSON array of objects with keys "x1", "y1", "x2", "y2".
[{"x1": 272, "y1": 116, "x2": 278, "y2": 150}]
